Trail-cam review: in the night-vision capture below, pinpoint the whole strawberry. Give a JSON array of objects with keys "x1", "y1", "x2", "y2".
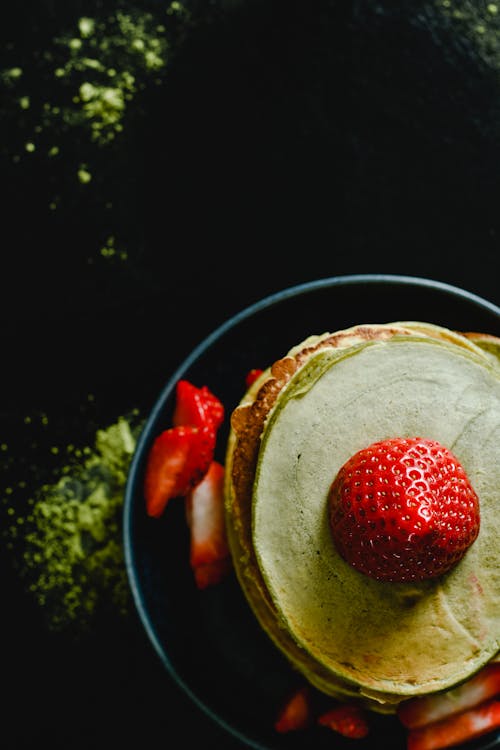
[{"x1": 328, "y1": 437, "x2": 480, "y2": 582}]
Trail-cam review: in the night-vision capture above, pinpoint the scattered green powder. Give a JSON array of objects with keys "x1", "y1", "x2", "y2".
[
  {"x1": 1, "y1": 8, "x2": 191, "y2": 622},
  {"x1": 47, "y1": 3, "x2": 186, "y2": 146},
  {"x1": 4, "y1": 413, "x2": 144, "y2": 633},
  {"x1": 0, "y1": 1, "x2": 192, "y2": 259},
  {"x1": 439, "y1": 0, "x2": 500, "y2": 67},
  {"x1": 99, "y1": 234, "x2": 128, "y2": 261}
]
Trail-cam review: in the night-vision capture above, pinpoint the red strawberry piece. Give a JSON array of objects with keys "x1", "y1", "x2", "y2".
[
  {"x1": 406, "y1": 698, "x2": 500, "y2": 750},
  {"x1": 144, "y1": 425, "x2": 215, "y2": 518},
  {"x1": 173, "y1": 380, "x2": 224, "y2": 431},
  {"x1": 274, "y1": 686, "x2": 313, "y2": 733},
  {"x1": 245, "y1": 368, "x2": 264, "y2": 389},
  {"x1": 185, "y1": 460, "x2": 231, "y2": 589},
  {"x1": 398, "y1": 663, "x2": 500, "y2": 729},
  {"x1": 328, "y1": 437, "x2": 480, "y2": 582},
  {"x1": 318, "y1": 702, "x2": 370, "y2": 739}
]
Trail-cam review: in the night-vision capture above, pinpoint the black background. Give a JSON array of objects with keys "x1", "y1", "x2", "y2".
[{"x1": 1, "y1": 1, "x2": 499, "y2": 748}]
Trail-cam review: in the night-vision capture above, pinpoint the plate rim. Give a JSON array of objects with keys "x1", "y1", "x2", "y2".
[{"x1": 123, "y1": 272, "x2": 500, "y2": 750}]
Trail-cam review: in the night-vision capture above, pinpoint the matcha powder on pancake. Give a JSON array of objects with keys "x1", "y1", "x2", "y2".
[{"x1": 2, "y1": 411, "x2": 143, "y2": 633}]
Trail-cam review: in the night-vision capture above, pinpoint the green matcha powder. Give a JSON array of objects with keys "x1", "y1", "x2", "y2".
[{"x1": 3, "y1": 413, "x2": 143, "y2": 633}]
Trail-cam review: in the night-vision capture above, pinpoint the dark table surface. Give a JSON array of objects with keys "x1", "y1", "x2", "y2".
[{"x1": 2, "y1": 1, "x2": 499, "y2": 748}]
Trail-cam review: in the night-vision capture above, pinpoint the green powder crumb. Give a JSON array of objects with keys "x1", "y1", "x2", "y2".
[
  {"x1": 6, "y1": 414, "x2": 143, "y2": 633},
  {"x1": 77, "y1": 165, "x2": 92, "y2": 183}
]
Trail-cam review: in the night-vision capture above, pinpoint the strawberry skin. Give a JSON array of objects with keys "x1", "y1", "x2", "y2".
[
  {"x1": 145, "y1": 379, "x2": 224, "y2": 519},
  {"x1": 318, "y1": 702, "x2": 370, "y2": 739},
  {"x1": 173, "y1": 380, "x2": 224, "y2": 431},
  {"x1": 328, "y1": 437, "x2": 480, "y2": 582},
  {"x1": 144, "y1": 425, "x2": 215, "y2": 518},
  {"x1": 407, "y1": 698, "x2": 500, "y2": 750},
  {"x1": 245, "y1": 368, "x2": 264, "y2": 389},
  {"x1": 185, "y1": 460, "x2": 231, "y2": 589},
  {"x1": 274, "y1": 686, "x2": 313, "y2": 733},
  {"x1": 398, "y1": 663, "x2": 500, "y2": 729}
]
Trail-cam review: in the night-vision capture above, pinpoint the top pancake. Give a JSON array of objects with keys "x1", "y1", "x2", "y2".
[{"x1": 224, "y1": 322, "x2": 500, "y2": 705}]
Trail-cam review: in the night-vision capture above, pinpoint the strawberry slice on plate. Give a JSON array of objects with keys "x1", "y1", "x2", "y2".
[
  {"x1": 245, "y1": 368, "x2": 264, "y2": 389},
  {"x1": 173, "y1": 379, "x2": 224, "y2": 431},
  {"x1": 185, "y1": 460, "x2": 231, "y2": 589},
  {"x1": 398, "y1": 663, "x2": 500, "y2": 729},
  {"x1": 406, "y1": 698, "x2": 500, "y2": 750},
  {"x1": 318, "y1": 702, "x2": 370, "y2": 739},
  {"x1": 144, "y1": 425, "x2": 215, "y2": 518},
  {"x1": 274, "y1": 686, "x2": 313, "y2": 733},
  {"x1": 144, "y1": 379, "x2": 225, "y2": 518}
]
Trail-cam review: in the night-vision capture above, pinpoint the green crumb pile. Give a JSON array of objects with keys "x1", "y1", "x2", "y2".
[
  {"x1": 438, "y1": 0, "x2": 500, "y2": 67},
  {"x1": 0, "y1": 2, "x2": 193, "y2": 266},
  {"x1": 15, "y1": 415, "x2": 142, "y2": 633}
]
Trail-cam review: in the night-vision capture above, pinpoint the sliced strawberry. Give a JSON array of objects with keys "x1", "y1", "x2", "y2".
[
  {"x1": 245, "y1": 368, "x2": 264, "y2": 389},
  {"x1": 185, "y1": 460, "x2": 231, "y2": 589},
  {"x1": 144, "y1": 425, "x2": 215, "y2": 518},
  {"x1": 173, "y1": 380, "x2": 224, "y2": 431},
  {"x1": 318, "y1": 703, "x2": 370, "y2": 739},
  {"x1": 274, "y1": 686, "x2": 313, "y2": 733},
  {"x1": 398, "y1": 663, "x2": 500, "y2": 729},
  {"x1": 189, "y1": 557, "x2": 232, "y2": 590},
  {"x1": 407, "y1": 698, "x2": 500, "y2": 750}
]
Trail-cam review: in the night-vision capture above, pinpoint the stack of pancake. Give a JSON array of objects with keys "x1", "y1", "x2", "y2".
[{"x1": 224, "y1": 322, "x2": 500, "y2": 713}]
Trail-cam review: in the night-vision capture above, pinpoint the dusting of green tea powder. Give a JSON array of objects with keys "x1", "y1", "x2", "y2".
[{"x1": 21, "y1": 415, "x2": 142, "y2": 632}]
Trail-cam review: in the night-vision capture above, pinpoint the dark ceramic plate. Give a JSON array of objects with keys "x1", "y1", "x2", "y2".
[{"x1": 124, "y1": 274, "x2": 500, "y2": 750}]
